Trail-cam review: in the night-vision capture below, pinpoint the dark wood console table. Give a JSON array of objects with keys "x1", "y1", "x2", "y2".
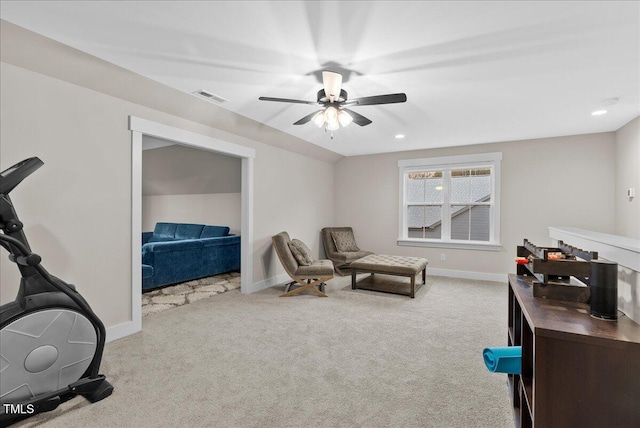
[{"x1": 507, "y1": 274, "x2": 640, "y2": 427}]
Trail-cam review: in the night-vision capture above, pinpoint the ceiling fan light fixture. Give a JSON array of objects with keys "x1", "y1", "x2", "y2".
[
  {"x1": 325, "y1": 107, "x2": 340, "y2": 130},
  {"x1": 338, "y1": 109, "x2": 353, "y2": 127},
  {"x1": 324, "y1": 106, "x2": 338, "y2": 121},
  {"x1": 312, "y1": 110, "x2": 325, "y2": 127},
  {"x1": 327, "y1": 119, "x2": 340, "y2": 131},
  {"x1": 322, "y1": 71, "x2": 343, "y2": 102}
]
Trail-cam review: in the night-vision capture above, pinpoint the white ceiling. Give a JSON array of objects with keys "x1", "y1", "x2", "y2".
[{"x1": 1, "y1": 1, "x2": 638, "y2": 156}]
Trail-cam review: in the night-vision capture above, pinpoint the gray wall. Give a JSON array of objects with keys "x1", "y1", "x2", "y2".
[
  {"x1": 1, "y1": 20, "x2": 635, "y2": 332},
  {"x1": 141, "y1": 142, "x2": 243, "y2": 234},
  {"x1": 334, "y1": 133, "x2": 617, "y2": 276},
  {"x1": 142, "y1": 142, "x2": 241, "y2": 196},
  {"x1": 142, "y1": 194, "x2": 242, "y2": 235},
  {"x1": 0, "y1": 23, "x2": 336, "y2": 329},
  {"x1": 615, "y1": 116, "x2": 640, "y2": 239}
]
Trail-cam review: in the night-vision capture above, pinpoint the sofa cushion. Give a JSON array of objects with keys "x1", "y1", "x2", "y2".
[
  {"x1": 149, "y1": 222, "x2": 178, "y2": 242},
  {"x1": 288, "y1": 239, "x2": 314, "y2": 266},
  {"x1": 295, "y1": 260, "x2": 334, "y2": 277},
  {"x1": 175, "y1": 223, "x2": 205, "y2": 240},
  {"x1": 200, "y1": 225, "x2": 230, "y2": 238},
  {"x1": 331, "y1": 231, "x2": 360, "y2": 252}
]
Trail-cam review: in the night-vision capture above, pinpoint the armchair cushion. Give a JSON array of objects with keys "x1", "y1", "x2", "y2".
[
  {"x1": 272, "y1": 231, "x2": 334, "y2": 297},
  {"x1": 322, "y1": 227, "x2": 374, "y2": 276},
  {"x1": 331, "y1": 230, "x2": 360, "y2": 252},
  {"x1": 288, "y1": 239, "x2": 314, "y2": 266},
  {"x1": 295, "y1": 260, "x2": 334, "y2": 277}
]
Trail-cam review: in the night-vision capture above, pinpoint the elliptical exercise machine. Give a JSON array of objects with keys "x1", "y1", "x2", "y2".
[{"x1": 0, "y1": 157, "x2": 113, "y2": 426}]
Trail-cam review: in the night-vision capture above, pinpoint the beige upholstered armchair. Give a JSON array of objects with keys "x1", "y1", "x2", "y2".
[
  {"x1": 271, "y1": 231, "x2": 334, "y2": 297},
  {"x1": 321, "y1": 227, "x2": 373, "y2": 276}
]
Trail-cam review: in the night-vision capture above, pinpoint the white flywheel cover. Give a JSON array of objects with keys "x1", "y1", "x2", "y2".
[{"x1": 0, "y1": 308, "x2": 97, "y2": 403}]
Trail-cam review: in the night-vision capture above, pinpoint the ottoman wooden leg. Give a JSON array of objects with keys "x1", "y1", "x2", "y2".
[
  {"x1": 422, "y1": 268, "x2": 426, "y2": 284},
  {"x1": 351, "y1": 269, "x2": 357, "y2": 290},
  {"x1": 411, "y1": 275, "x2": 415, "y2": 298}
]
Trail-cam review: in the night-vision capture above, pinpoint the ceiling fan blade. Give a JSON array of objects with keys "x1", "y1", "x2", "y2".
[
  {"x1": 342, "y1": 108, "x2": 372, "y2": 126},
  {"x1": 322, "y1": 71, "x2": 343, "y2": 103},
  {"x1": 350, "y1": 93, "x2": 407, "y2": 106},
  {"x1": 258, "y1": 96, "x2": 318, "y2": 105},
  {"x1": 293, "y1": 111, "x2": 321, "y2": 125}
]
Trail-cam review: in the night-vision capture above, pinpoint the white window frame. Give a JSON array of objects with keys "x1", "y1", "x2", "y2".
[{"x1": 397, "y1": 152, "x2": 502, "y2": 251}]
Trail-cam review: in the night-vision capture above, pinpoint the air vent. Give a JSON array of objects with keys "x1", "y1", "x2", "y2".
[{"x1": 192, "y1": 89, "x2": 228, "y2": 103}]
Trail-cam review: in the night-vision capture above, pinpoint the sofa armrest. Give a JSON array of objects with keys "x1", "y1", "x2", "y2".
[
  {"x1": 142, "y1": 232, "x2": 153, "y2": 245},
  {"x1": 142, "y1": 243, "x2": 154, "y2": 266},
  {"x1": 144, "y1": 240, "x2": 204, "y2": 253}
]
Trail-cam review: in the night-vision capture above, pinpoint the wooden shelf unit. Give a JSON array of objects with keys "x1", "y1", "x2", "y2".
[
  {"x1": 516, "y1": 239, "x2": 601, "y2": 302},
  {"x1": 507, "y1": 274, "x2": 640, "y2": 428}
]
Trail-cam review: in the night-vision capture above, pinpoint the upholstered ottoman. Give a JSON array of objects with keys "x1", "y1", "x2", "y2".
[{"x1": 350, "y1": 254, "x2": 428, "y2": 298}]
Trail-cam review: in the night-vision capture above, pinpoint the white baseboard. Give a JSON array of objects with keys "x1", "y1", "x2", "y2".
[
  {"x1": 108, "y1": 274, "x2": 289, "y2": 341},
  {"x1": 244, "y1": 273, "x2": 290, "y2": 294},
  {"x1": 428, "y1": 268, "x2": 507, "y2": 283},
  {"x1": 106, "y1": 320, "x2": 140, "y2": 343},
  {"x1": 248, "y1": 270, "x2": 505, "y2": 292}
]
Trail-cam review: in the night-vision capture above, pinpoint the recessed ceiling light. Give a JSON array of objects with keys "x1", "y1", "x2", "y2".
[
  {"x1": 591, "y1": 110, "x2": 607, "y2": 116},
  {"x1": 395, "y1": 134, "x2": 405, "y2": 139}
]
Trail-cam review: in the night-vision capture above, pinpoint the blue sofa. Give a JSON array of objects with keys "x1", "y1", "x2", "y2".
[{"x1": 141, "y1": 222, "x2": 240, "y2": 290}]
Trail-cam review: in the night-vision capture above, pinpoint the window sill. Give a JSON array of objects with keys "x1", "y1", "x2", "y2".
[{"x1": 397, "y1": 239, "x2": 502, "y2": 251}]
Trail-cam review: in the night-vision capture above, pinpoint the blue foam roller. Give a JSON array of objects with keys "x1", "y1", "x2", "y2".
[{"x1": 483, "y1": 346, "x2": 522, "y2": 374}]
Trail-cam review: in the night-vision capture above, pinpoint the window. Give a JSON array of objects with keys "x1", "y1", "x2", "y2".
[{"x1": 398, "y1": 152, "x2": 502, "y2": 250}]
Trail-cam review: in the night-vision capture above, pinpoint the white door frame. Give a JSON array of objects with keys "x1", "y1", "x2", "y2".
[{"x1": 126, "y1": 116, "x2": 255, "y2": 338}]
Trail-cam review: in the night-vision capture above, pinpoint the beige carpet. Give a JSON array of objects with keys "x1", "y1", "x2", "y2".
[{"x1": 15, "y1": 275, "x2": 513, "y2": 428}]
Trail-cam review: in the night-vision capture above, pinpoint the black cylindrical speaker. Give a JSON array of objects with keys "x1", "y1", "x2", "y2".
[{"x1": 590, "y1": 259, "x2": 618, "y2": 320}]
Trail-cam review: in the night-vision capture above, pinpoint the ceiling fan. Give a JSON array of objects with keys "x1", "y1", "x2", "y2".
[{"x1": 258, "y1": 71, "x2": 407, "y2": 133}]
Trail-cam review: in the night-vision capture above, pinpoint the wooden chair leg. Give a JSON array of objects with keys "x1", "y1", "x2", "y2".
[
  {"x1": 281, "y1": 282, "x2": 312, "y2": 297},
  {"x1": 280, "y1": 276, "x2": 331, "y2": 297}
]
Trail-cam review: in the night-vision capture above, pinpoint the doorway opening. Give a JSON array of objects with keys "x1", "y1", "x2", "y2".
[
  {"x1": 129, "y1": 116, "x2": 255, "y2": 335},
  {"x1": 140, "y1": 138, "x2": 242, "y2": 315}
]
